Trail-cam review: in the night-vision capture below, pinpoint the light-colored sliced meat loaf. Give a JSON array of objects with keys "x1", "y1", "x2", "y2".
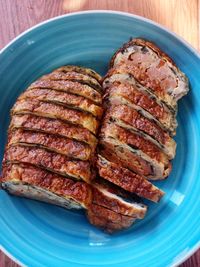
[{"x1": 109, "y1": 38, "x2": 189, "y2": 109}]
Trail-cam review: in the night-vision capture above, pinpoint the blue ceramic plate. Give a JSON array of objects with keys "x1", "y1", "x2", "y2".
[{"x1": 0, "y1": 11, "x2": 200, "y2": 267}]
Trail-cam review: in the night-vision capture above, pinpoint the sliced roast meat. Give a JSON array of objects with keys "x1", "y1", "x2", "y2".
[
  {"x1": 8, "y1": 129, "x2": 92, "y2": 161},
  {"x1": 9, "y1": 114, "x2": 97, "y2": 149},
  {"x1": 55, "y1": 65, "x2": 102, "y2": 83},
  {"x1": 100, "y1": 121, "x2": 171, "y2": 178},
  {"x1": 4, "y1": 145, "x2": 91, "y2": 182},
  {"x1": 1, "y1": 163, "x2": 92, "y2": 209},
  {"x1": 92, "y1": 178, "x2": 147, "y2": 217},
  {"x1": 109, "y1": 38, "x2": 189, "y2": 109},
  {"x1": 106, "y1": 104, "x2": 176, "y2": 159},
  {"x1": 87, "y1": 203, "x2": 136, "y2": 233},
  {"x1": 12, "y1": 99, "x2": 99, "y2": 134},
  {"x1": 42, "y1": 70, "x2": 102, "y2": 94},
  {"x1": 97, "y1": 155, "x2": 164, "y2": 202},
  {"x1": 19, "y1": 88, "x2": 103, "y2": 119},
  {"x1": 100, "y1": 137, "x2": 156, "y2": 178},
  {"x1": 29, "y1": 80, "x2": 102, "y2": 105},
  {"x1": 104, "y1": 81, "x2": 177, "y2": 135}
]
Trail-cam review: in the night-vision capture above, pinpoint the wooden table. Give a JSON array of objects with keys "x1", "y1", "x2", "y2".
[{"x1": 0, "y1": 1, "x2": 199, "y2": 266}]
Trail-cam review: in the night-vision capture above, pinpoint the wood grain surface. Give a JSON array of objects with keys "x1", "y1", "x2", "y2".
[{"x1": 0, "y1": 0, "x2": 199, "y2": 266}]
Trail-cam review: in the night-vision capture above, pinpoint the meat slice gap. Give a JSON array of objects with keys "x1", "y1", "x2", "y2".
[
  {"x1": 19, "y1": 88, "x2": 103, "y2": 119},
  {"x1": 10, "y1": 114, "x2": 98, "y2": 149},
  {"x1": 106, "y1": 105, "x2": 176, "y2": 159},
  {"x1": 41, "y1": 70, "x2": 103, "y2": 94},
  {"x1": 100, "y1": 121, "x2": 171, "y2": 179},
  {"x1": 91, "y1": 178, "x2": 147, "y2": 218},
  {"x1": 8, "y1": 128, "x2": 92, "y2": 161},
  {"x1": 97, "y1": 154, "x2": 165, "y2": 202},
  {"x1": 104, "y1": 81, "x2": 177, "y2": 135},
  {"x1": 109, "y1": 38, "x2": 189, "y2": 109},
  {"x1": 4, "y1": 145, "x2": 92, "y2": 183},
  {"x1": 11, "y1": 99, "x2": 99, "y2": 134},
  {"x1": 29, "y1": 80, "x2": 102, "y2": 105}
]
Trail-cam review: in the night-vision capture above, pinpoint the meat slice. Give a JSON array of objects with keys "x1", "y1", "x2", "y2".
[
  {"x1": 87, "y1": 204, "x2": 136, "y2": 233},
  {"x1": 100, "y1": 121, "x2": 171, "y2": 179},
  {"x1": 97, "y1": 155, "x2": 164, "y2": 202},
  {"x1": 41, "y1": 71, "x2": 102, "y2": 94},
  {"x1": 29, "y1": 80, "x2": 102, "y2": 105},
  {"x1": 104, "y1": 81, "x2": 177, "y2": 135},
  {"x1": 19, "y1": 88, "x2": 103, "y2": 119},
  {"x1": 107, "y1": 104, "x2": 176, "y2": 159},
  {"x1": 109, "y1": 38, "x2": 189, "y2": 109},
  {"x1": 12, "y1": 99, "x2": 99, "y2": 134},
  {"x1": 8, "y1": 129, "x2": 92, "y2": 161},
  {"x1": 1, "y1": 163, "x2": 92, "y2": 209},
  {"x1": 4, "y1": 145, "x2": 91, "y2": 182},
  {"x1": 55, "y1": 65, "x2": 102, "y2": 83},
  {"x1": 99, "y1": 137, "x2": 155, "y2": 178},
  {"x1": 56, "y1": 65, "x2": 102, "y2": 83},
  {"x1": 9, "y1": 114, "x2": 97, "y2": 149},
  {"x1": 92, "y1": 179, "x2": 147, "y2": 217}
]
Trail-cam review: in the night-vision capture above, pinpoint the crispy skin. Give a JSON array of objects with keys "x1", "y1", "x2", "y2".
[
  {"x1": 41, "y1": 71, "x2": 102, "y2": 94},
  {"x1": 107, "y1": 104, "x2": 176, "y2": 159},
  {"x1": 99, "y1": 137, "x2": 154, "y2": 178},
  {"x1": 8, "y1": 129, "x2": 92, "y2": 161},
  {"x1": 97, "y1": 155, "x2": 164, "y2": 202},
  {"x1": 4, "y1": 145, "x2": 91, "y2": 182},
  {"x1": 1, "y1": 163, "x2": 92, "y2": 209},
  {"x1": 19, "y1": 88, "x2": 103, "y2": 119},
  {"x1": 101, "y1": 121, "x2": 168, "y2": 165},
  {"x1": 100, "y1": 121, "x2": 171, "y2": 179},
  {"x1": 92, "y1": 179, "x2": 147, "y2": 217},
  {"x1": 12, "y1": 99, "x2": 99, "y2": 134},
  {"x1": 87, "y1": 204, "x2": 136, "y2": 233},
  {"x1": 55, "y1": 65, "x2": 102, "y2": 83},
  {"x1": 109, "y1": 39, "x2": 189, "y2": 108},
  {"x1": 104, "y1": 81, "x2": 177, "y2": 134},
  {"x1": 10, "y1": 114, "x2": 97, "y2": 149},
  {"x1": 29, "y1": 80, "x2": 102, "y2": 105}
]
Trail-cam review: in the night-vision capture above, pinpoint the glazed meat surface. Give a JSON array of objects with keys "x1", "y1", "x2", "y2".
[
  {"x1": 8, "y1": 129, "x2": 92, "y2": 161},
  {"x1": 10, "y1": 114, "x2": 97, "y2": 148},
  {"x1": 97, "y1": 155, "x2": 164, "y2": 202},
  {"x1": 29, "y1": 79, "x2": 102, "y2": 104},
  {"x1": 20, "y1": 88, "x2": 103, "y2": 118},
  {"x1": 12, "y1": 99, "x2": 99, "y2": 134},
  {"x1": 4, "y1": 145, "x2": 92, "y2": 182},
  {"x1": 2, "y1": 163, "x2": 92, "y2": 209}
]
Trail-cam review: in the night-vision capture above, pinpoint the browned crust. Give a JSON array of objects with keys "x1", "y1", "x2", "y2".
[
  {"x1": 10, "y1": 114, "x2": 97, "y2": 149},
  {"x1": 12, "y1": 99, "x2": 99, "y2": 134},
  {"x1": 41, "y1": 71, "x2": 102, "y2": 94},
  {"x1": 101, "y1": 121, "x2": 169, "y2": 165},
  {"x1": 105, "y1": 81, "x2": 174, "y2": 131},
  {"x1": 87, "y1": 203, "x2": 135, "y2": 233},
  {"x1": 110, "y1": 38, "x2": 175, "y2": 68},
  {"x1": 29, "y1": 80, "x2": 102, "y2": 105},
  {"x1": 55, "y1": 66, "x2": 102, "y2": 83},
  {"x1": 92, "y1": 182, "x2": 147, "y2": 217},
  {"x1": 8, "y1": 129, "x2": 92, "y2": 161},
  {"x1": 97, "y1": 155, "x2": 164, "y2": 202},
  {"x1": 107, "y1": 104, "x2": 174, "y2": 148},
  {"x1": 4, "y1": 145, "x2": 91, "y2": 182},
  {"x1": 99, "y1": 138, "x2": 153, "y2": 177},
  {"x1": 19, "y1": 88, "x2": 103, "y2": 119},
  {"x1": 1, "y1": 163, "x2": 92, "y2": 208}
]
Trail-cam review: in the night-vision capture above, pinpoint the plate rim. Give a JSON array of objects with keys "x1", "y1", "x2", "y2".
[{"x1": 0, "y1": 10, "x2": 200, "y2": 267}]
